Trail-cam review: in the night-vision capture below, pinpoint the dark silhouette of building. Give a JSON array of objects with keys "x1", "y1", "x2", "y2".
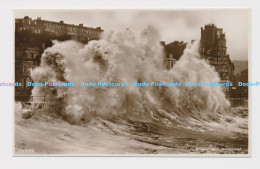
[
  {"x1": 15, "y1": 16, "x2": 103, "y2": 43},
  {"x1": 200, "y1": 24, "x2": 235, "y2": 95},
  {"x1": 15, "y1": 47, "x2": 42, "y2": 101},
  {"x1": 161, "y1": 41, "x2": 187, "y2": 69},
  {"x1": 15, "y1": 16, "x2": 104, "y2": 101}
]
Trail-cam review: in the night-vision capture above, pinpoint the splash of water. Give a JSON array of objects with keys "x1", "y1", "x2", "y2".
[{"x1": 30, "y1": 26, "x2": 230, "y2": 125}]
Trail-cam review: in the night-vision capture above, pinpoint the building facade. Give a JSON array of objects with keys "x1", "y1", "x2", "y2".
[
  {"x1": 15, "y1": 16, "x2": 103, "y2": 43},
  {"x1": 15, "y1": 16, "x2": 104, "y2": 101},
  {"x1": 200, "y1": 24, "x2": 235, "y2": 95},
  {"x1": 15, "y1": 47, "x2": 42, "y2": 101}
]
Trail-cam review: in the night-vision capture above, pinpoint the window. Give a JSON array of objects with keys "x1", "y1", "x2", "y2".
[
  {"x1": 23, "y1": 79, "x2": 26, "y2": 88},
  {"x1": 222, "y1": 66, "x2": 228, "y2": 72},
  {"x1": 207, "y1": 50, "x2": 211, "y2": 54},
  {"x1": 215, "y1": 66, "x2": 218, "y2": 71},
  {"x1": 23, "y1": 66, "x2": 27, "y2": 73},
  {"x1": 15, "y1": 68, "x2": 19, "y2": 77},
  {"x1": 223, "y1": 86, "x2": 229, "y2": 93},
  {"x1": 30, "y1": 53, "x2": 34, "y2": 59}
]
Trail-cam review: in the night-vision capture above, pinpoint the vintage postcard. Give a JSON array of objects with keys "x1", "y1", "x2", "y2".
[{"x1": 14, "y1": 9, "x2": 250, "y2": 156}]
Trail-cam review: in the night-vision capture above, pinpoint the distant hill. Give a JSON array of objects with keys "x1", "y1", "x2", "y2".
[{"x1": 233, "y1": 60, "x2": 248, "y2": 75}]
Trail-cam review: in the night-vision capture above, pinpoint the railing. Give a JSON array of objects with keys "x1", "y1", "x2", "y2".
[
  {"x1": 30, "y1": 95, "x2": 46, "y2": 103},
  {"x1": 22, "y1": 95, "x2": 46, "y2": 110}
]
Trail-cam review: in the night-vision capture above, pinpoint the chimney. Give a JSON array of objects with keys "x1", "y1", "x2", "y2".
[
  {"x1": 79, "y1": 24, "x2": 83, "y2": 27},
  {"x1": 60, "y1": 21, "x2": 64, "y2": 24}
]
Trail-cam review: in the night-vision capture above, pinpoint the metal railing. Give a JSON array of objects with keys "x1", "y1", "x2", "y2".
[{"x1": 30, "y1": 95, "x2": 46, "y2": 103}]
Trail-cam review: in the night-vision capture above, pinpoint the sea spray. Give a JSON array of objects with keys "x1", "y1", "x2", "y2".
[{"x1": 30, "y1": 26, "x2": 230, "y2": 124}]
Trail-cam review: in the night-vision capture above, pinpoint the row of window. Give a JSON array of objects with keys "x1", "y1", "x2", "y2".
[
  {"x1": 24, "y1": 52, "x2": 37, "y2": 60},
  {"x1": 212, "y1": 50, "x2": 226, "y2": 56},
  {"x1": 23, "y1": 65, "x2": 36, "y2": 74},
  {"x1": 72, "y1": 36, "x2": 89, "y2": 41},
  {"x1": 201, "y1": 48, "x2": 226, "y2": 56},
  {"x1": 15, "y1": 51, "x2": 38, "y2": 60},
  {"x1": 46, "y1": 23, "x2": 100, "y2": 35},
  {"x1": 22, "y1": 20, "x2": 37, "y2": 25},
  {"x1": 18, "y1": 22, "x2": 101, "y2": 36},
  {"x1": 34, "y1": 29, "x2": 41, "y2": 34},
  {"x1": 214, "y1": 65, "x2": 229, "y2": 72},
  {"x1": 18, "y1": 27, "x2": 41, "y2": 34},
  {"x1": 217, "y1": 40, "x2": 226, "y2": 47},
  {"x1": 221, "y1": 85, "x2": 230, "y2": 93},
  {"x1": 19, "y1": 27, "x2": 26, "y2": 31},
  {"x1": 206, "y1": 57, "x2": 229, "y2": 62}
]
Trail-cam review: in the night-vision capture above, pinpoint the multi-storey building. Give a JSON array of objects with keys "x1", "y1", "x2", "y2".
[
  {"x1": 15, "y1": 16, "x2": 103, "y2": 101},
  {"x1": 200, "y1": 24, "x2": 235, "y2": 95},
  {"x1": 15, "y1": 16, "x2": 103, "y2": 43},
  {"x1": 15, "y1": 47, "x2": 42, "y2": 101}
]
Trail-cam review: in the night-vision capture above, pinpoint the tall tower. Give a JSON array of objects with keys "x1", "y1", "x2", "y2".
[
  {"x1": 200, "y1": 24, "x2": 227, "y2": 58},
  {"x1": 200, "y1": 24, "x2": 234, "y2": 95}
]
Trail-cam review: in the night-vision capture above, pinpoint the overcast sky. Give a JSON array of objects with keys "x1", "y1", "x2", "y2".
[{"x1": 14, "y1": 9, "x2": 250, "y2": 60}]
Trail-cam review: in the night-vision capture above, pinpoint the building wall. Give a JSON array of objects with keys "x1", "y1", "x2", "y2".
[
  {"x1": 200, "y1": 24, "x2": 235, "y2": 95},
  {"x1": 15, "y1": 47, "x2": 42, "y2": 101},
  {"x1": 15, "y1": 16, "x2": 104, "y2": 101},
  {"x1": 15, "y1": 16, "x2": 103, "y2": 43}
]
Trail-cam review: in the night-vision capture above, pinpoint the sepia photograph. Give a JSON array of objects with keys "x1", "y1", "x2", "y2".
[{"x1": 13, "y1": 9, "x2": 250, "y2": 156}]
